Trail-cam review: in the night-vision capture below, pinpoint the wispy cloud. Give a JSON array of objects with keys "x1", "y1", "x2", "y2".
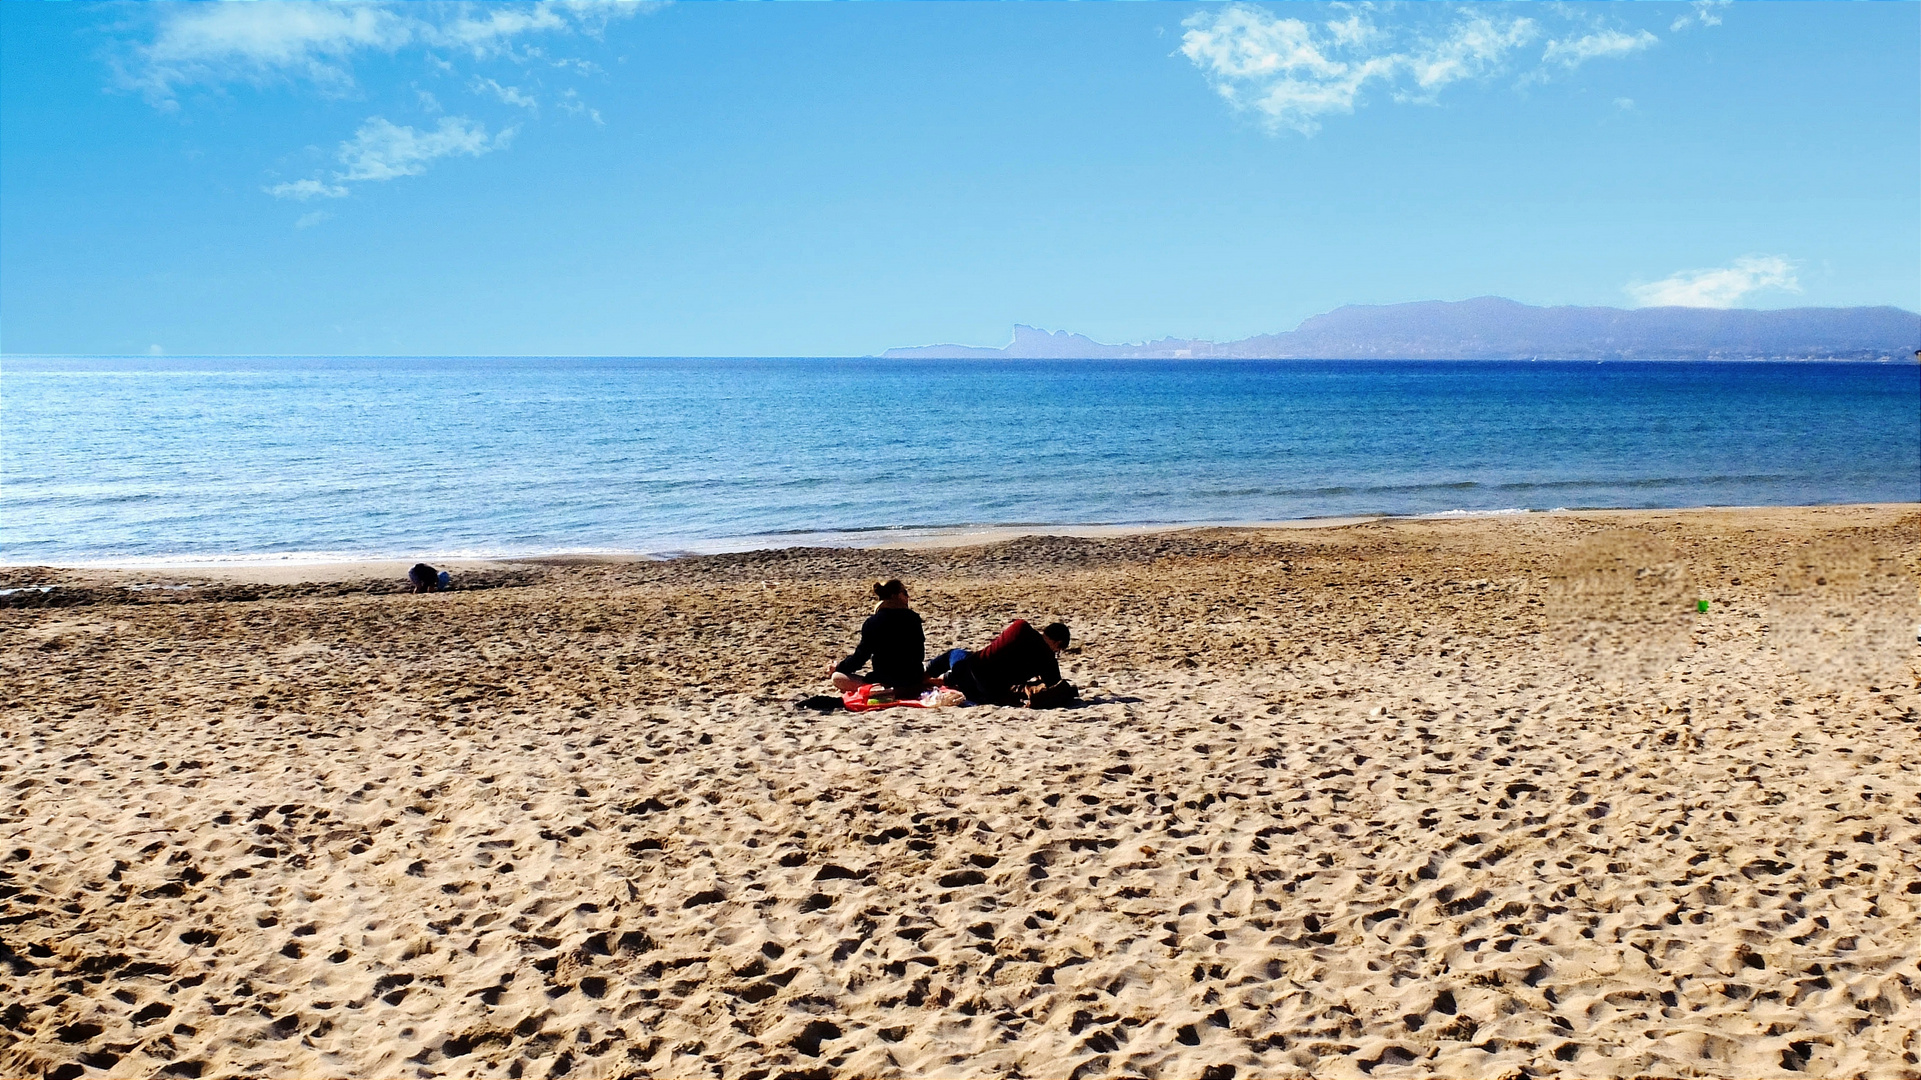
[
  {"x1": 268, "y1": 116, "x2": 512, "y2": 199},
  {"x1": 126, "y1": 2, "x2": 411, "y2": 104},
  {"x1": 558, "y1": 88, "x2": 604, "y2": 126},
  {"x1": 336, "y1": 116, "x2": 513, "y2": 183},
  {"x1": 1402, "y1": 14, "x2": 1540, "y2": 97},
  {"x1": 1542, "y1": 29, "x2": 1658, "y2": 70},
  {"x1": 472, "y1": 76, "x2": 539, "y2": 112},
  {"x1": 1179, "y1": 6, "x2": 1420, "y2": 135},
  {"x1": 122, "y1": 1, "x2": 645, "y2": 105},
  {"x1": 1182, "y1": 3, "x2": 1686, "y2": 136},
  {"x1": 428, "y1": 4, "x2": 575, "y2": 60},
  {"x1": 266, "y1": 178, "x2": 349, "y2": 201},
  {"x1": 1626, "y1": 256, "x2": 1801, "y2": 308},
  {"x1": 1672, "y1": 0, "x2": 1731, "y2": 33},
  {"x1": 294, "y1": 210, "x2": 333, "y2": 230},
  {"x1": 116, "y1": 2, "x2": 644, "y2": 206}
]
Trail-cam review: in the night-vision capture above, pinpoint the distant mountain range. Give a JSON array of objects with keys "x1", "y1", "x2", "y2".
[{"x1": 881, "y1": 297, "x2": 1921, "y2": 361}]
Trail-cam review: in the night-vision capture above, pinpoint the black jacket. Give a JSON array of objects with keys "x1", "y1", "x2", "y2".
[{"x1": 834, "y1": 606, "x2": 925, "y2": 691}]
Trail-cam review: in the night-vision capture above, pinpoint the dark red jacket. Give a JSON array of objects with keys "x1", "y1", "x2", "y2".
[{"x1": 956, "y1": 619, "x2": 1059, "y2": 695}]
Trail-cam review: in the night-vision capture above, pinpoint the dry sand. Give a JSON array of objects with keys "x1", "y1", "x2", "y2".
[{"x1": 2, "y1": 505, "x2": 1918, "y2": 1080}]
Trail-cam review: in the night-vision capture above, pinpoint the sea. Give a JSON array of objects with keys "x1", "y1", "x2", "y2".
[{"x1": 2, "y1": 357, "x2": 1916, "y2": 566}]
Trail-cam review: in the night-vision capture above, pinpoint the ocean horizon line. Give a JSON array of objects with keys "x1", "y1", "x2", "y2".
[{"x1": 6, "y1": 353, "x2": 1919, "y2": 364}]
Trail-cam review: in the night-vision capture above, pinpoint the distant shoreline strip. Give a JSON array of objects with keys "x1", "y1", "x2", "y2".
[{"x1": 7, "y1": 501, "x2": 1914, "y2": 571}]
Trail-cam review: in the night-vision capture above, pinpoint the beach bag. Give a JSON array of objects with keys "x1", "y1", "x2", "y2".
[{"x1": 1021, "y1": 680, "x2": 1079, "y2": 709}]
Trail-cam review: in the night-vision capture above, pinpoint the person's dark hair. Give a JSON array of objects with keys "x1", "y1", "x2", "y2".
[
  {"x1": 1042, "y1": 622, "x2": 1070, "y2": 648},
  {"x1": 874, "y1": 578, "x2": 907, "y2": 601},
  {"x1": 408, "y1": 563, "x2": 439, "y2": 593}
]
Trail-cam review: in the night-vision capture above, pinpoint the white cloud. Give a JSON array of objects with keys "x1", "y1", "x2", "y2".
[
  {"x1": 295, "y1": 210, "x2": 333, "y2": 229},
  {"x1": 426, "y1": 5, "x2": 571, "y2": 60},
  {"x1": 1543, "y1": 29, "x2": 1658, "y2": 69},
  {"x1": 1614, "y1": 97, "x2": 1635, "y2": 111},
  {"x1": 1183, "y1": 3, "x2": 1679, "y2": 136},
  {"x1": 1181, "y1": 5, "x2": 1408, "y2": 134},
  {"x1": 266, "y1": 178, "x2": 349, "y2": 201},
  {"x1": 472, "y1": 76, "x2": 539, "y2": 112},
  {"x1": 270, "y1": 114, "x2": 512, "y2": 199},
  {"x1": 124, "y1": 3, "x2": 645, "y2": 207},
  {"x1": 558, "y1": 88, "x2": 604, "y2": 125},
  {"x1": 1626, "y1": 256, "x2": 1801, "y2": 308},
  {"x1": 123, "y1": 1, "x2": 646, "y2": 104},
  {"x1": 1403, "y1": 14, "x2": 1539, "y2": 96},
  {"x1": 127, "y1": 2, "x2": 413, "y2": 103},
  {"x1": 1672, "y1": 0, "x2": 1730, "y2": 32},
  {"x1": 335, "y1": 116, "x2": 511, "y2": 182}
]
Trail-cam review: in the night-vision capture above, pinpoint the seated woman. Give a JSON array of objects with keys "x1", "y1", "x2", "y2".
[
  {"x1": 933, "y1": 619, "x2": 1069, "y2": 705},
  {"x1": 827, "y1": 579, "x2": 925, "y2": 699}
]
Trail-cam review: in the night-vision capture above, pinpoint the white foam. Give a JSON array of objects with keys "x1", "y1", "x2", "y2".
[{"x1": 1418, "y1": 507, "x2": 1533, "y2": 519}]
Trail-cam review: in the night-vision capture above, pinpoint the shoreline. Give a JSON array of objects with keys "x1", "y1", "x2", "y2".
[
  {"x1": 7, "y1": 352, "x2": 1919, "y2": 363},
  {"x1": 5, "y1": 502, "x2": 1914, "y2": 587}
]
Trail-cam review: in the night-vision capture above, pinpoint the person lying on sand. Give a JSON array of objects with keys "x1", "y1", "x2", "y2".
[
  {"x1": 827, "y1": 579, "x2": 925, "y2": 698},
  {"x1": 929, "y1": 619, "x2": 1069, "y2": 705}
]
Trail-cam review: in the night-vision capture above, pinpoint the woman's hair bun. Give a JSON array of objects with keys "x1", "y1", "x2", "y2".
[{"x1": 874, "y1": 578, "x2": 906, "y2": 601}]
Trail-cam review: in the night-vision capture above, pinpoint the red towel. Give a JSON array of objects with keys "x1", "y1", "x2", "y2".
[{"x1": 841, "y1": 683, "x2": 931, "y2": 712}]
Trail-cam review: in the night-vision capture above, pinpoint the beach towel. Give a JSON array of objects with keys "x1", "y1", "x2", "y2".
[{"x1": 842, "y1": 684, "x2": 965, "y2": 712}]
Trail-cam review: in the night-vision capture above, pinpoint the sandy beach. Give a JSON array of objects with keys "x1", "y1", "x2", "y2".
[{"x1": 2, "y1": 504, "x2": 1917, "y2": 1080}]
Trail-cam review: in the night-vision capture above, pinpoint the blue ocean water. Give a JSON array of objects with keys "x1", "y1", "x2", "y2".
[{"x1": 2, "y1": 357, "x2": 1916, "y2": 564}]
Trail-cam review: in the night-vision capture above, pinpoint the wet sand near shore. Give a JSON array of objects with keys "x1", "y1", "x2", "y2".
[{"x1": 2, "y1": 505, "x2": 1917, "y2": 1079}]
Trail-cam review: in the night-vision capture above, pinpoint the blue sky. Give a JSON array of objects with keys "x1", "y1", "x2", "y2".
[{"x1": 2, "y1": 1, "x2": 1916, "y2": 357}]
